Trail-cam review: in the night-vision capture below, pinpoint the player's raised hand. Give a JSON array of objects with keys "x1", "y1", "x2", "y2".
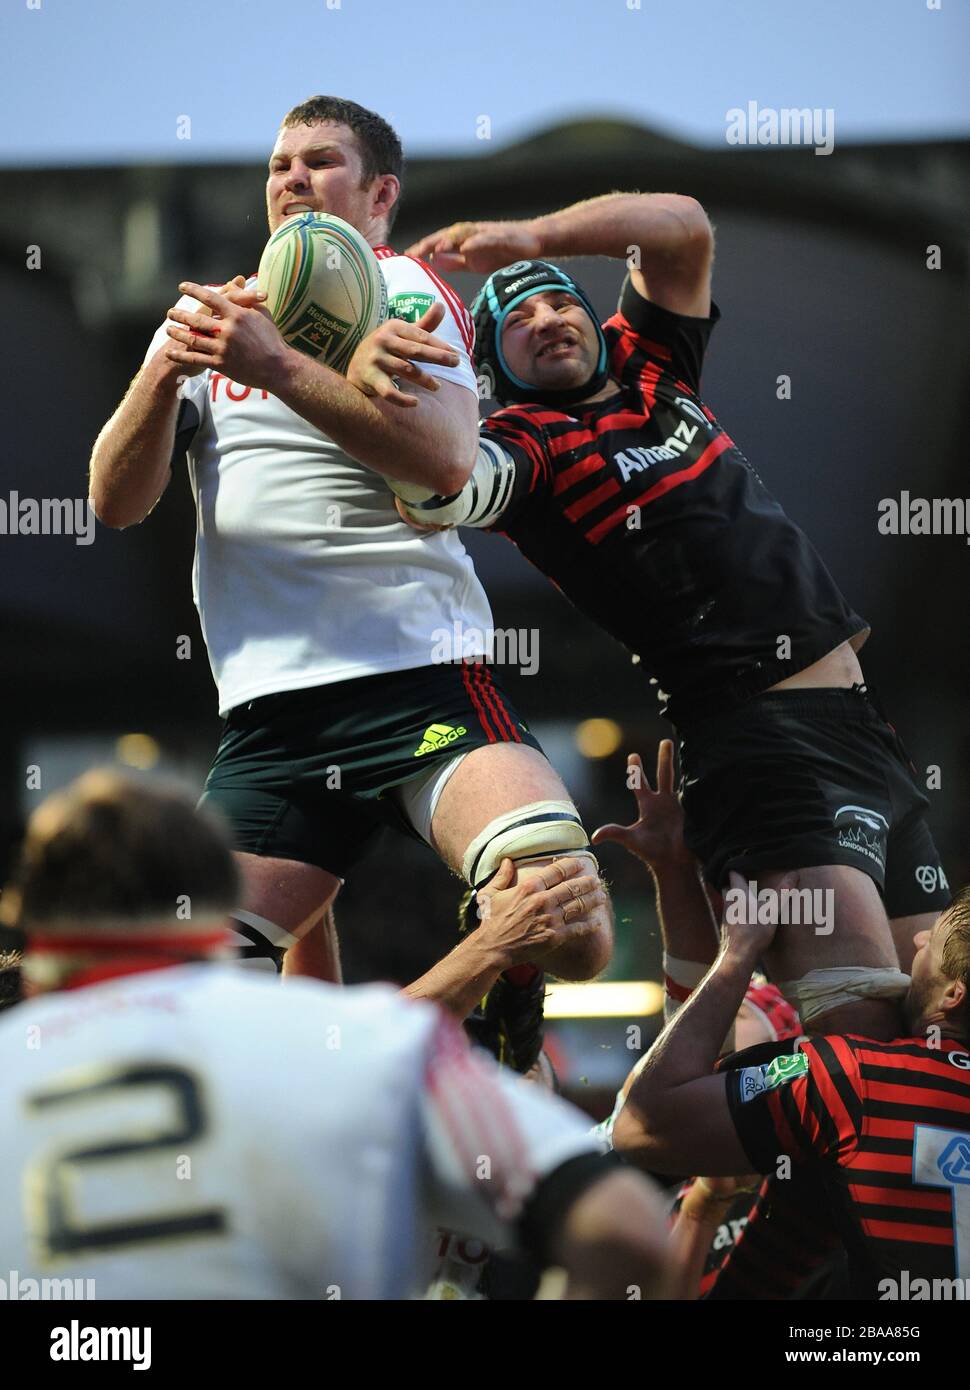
[
  {"x1": 164, "y1": 280, "x2": 287, "y2": 389},
  {"x1": 592, "y1": 741, "x2": 690, "y2": 872},
  {"x1": 406, "y1": 220, "x2": 543, "y2": 274},
  {"x1": 475, "y1": 856, "x2": 607, "y2": 967},
  {"x1": 347, "y1": 302, "x2": 459, "y2": 407}
]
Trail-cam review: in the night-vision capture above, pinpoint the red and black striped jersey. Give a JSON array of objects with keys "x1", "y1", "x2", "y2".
[
  {"x1": 694, "y1": 1171, "x2": 844, "y2": 1301},
  {"x1": 726, "y1": 1033, "x2": 970, "y2": 1298},
  {"x1": 677, "y1": 1044, "x2": 845, "y2": 1300},
  {"x1": 480, "y1": 279, "x2": 867, "y2": 725}
]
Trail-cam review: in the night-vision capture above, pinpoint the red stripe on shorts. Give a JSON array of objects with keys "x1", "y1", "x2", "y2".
[{"x1": 461, "y1": 659, "x2": 498, "y2": 742}]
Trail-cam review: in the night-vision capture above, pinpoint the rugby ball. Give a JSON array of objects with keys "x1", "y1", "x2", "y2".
[{"x1": 257, "y1": 212, "x2": 388, "y2": 373}]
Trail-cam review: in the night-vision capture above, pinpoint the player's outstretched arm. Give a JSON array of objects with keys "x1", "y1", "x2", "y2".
[
  {"x1": 403, "y1": 856, "x2": 606, "y2": 1019},
  {"x1": 166, "y1": 282, "x2": 477, "y2": 495},
  {"x1": 407, "y1": 192, "x2": 713, "y2": 318},
  {"x1": 613, "y1": 875, "x2": 776, "y2": 1176},
  {"x1": 593, "y1": 742, "x2": 718, "y2": 1014}
]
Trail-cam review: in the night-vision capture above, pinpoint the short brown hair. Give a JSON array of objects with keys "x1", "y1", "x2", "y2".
[
  {"x1": 0, "y1": 950, "x2": 21, "y2": 1012},
  {"x1": 941, "y1": 886, "x2": 970, "y2": 1024},
  {"x1": 3, "y1": 769, "x2": 239, "y2": 931},
  {"x1": 279, "y1": 95, "x2": 403, "y2": 229}
]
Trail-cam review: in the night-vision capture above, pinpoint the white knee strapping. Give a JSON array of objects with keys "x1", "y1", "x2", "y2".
[
  {"x1": 230, "y1": 910, "x2": 300, "y2": 952},
  {"x1": 461, "y1": 800, "x2": 591, "y2": 888},
  {"x1": 780, "y1": 967, "x2": 911, "y2": 1024}
]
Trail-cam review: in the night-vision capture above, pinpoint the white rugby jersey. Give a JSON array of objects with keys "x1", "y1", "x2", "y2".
[
  {"x1": 0, "y1": 968, "x2": 601, "y2": 1299},
  {"x1": 143, "y1": 249, "x2": 492, "y2": 715}
]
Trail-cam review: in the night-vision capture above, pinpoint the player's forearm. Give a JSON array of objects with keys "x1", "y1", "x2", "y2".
[
  {"x1": 268, "y1": 348, "x2": 475, "y2": 493},
  {"x1": 88, "y1": 352, "x2": 181, "y2": 528},
  {"x1": 630, "y1": 940, "x2": 758, "y2": 1106},
  {"x1": 670, "y1": 1206, "x2": 719, "y2": 1301},
  {"x1": 403, "y1": 933, "x2": 507, "y2": 1020},
  {"x1": 653, "y1": 854, "x2": 719, "y2": 967},
  {"x1": 391, "y1": 439, "x2": 516, "y2": 531},
  {"x1": 530, "y1": 192, "x2": 711, "y2": 268}
]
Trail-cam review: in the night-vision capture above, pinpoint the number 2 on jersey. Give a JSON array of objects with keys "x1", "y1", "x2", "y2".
[{"x1": 25, "y1": 1063, "x2": 228, "y2": 1260}]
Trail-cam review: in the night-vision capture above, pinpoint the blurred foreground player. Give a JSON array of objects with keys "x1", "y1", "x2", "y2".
[
  {"x1": 88, "y1": 95, "x2": 611, "y2": 984},
  {"x1": 612, "y1": 877, "x2": 970, "y2": 1299},
  {"x1": 374, "y1": 192, "x2": 949, "y2": 1035},
  {"x1": 0, "y1": 771, "x2": 667, "y2": 1300}
]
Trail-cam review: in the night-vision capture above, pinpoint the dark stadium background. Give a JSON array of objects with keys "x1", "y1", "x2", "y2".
[{"x1": 2, "y1": 122, "x2": 968, "y2": 1113}]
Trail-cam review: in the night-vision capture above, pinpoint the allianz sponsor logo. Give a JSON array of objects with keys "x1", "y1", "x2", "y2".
[
  {"x1": 0, "y1": 1268, "x2": 95, "y2": 1299},
  {"x1": 878, "y1": 492, "x2": 970, "y2": 542},
  {"x1": 0, "y1": 491, "x2": 95, "y2": 545},
  {"x1": 614, "y1": 398, "x2": 712, "y2": 482},
  {"x1": 725, "y1": 100, "x2": 835, "y2": 156}
]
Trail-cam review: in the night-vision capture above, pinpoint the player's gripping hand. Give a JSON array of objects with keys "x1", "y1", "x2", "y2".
[
  {"x1": 720, "y1": 870, "x2": 787, "y2": 959},
  {"x1": 164, "y1": 280, "x2": 287, "y2": 389},
  {"x1": 678, "y1": 1173, "x2": 762, "y2": 1225},
  {"x1": 474, "y1": 857, "x2": 607, "y2": 968},
  {"x1": 347, "y1": 302, "x2": 460, "y2": 407},
  {"x1": 161, "y1": 276, "x2": 255, "y2": 377},
  {"x1": 592, "y1": 742, "x2": 691, "y2": 873},
  {"x1": 406, "y1": 220, "x2": 542, "y2": 274}
]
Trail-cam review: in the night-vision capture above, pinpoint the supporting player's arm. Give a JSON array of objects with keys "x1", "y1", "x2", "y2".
[
  {"x1": 594, "y1": 743, "x2": 719, "y2": 1021},
  {"x1": 612, "y1": 875, "x2": 775, "y2": 1176},
  {"x1": 166, "y1": 283, "x2": 476, "y2": 494},
  {"x1": 407, "y1": 191, "x2": 714, "y2": 317},
  {"x1": 403, "y1": 856, "x2": 605, "y2": 1019}
]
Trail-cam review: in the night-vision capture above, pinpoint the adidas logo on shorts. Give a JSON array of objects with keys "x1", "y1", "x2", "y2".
[{"x1": 414, "y1": 723, "x2": 467, "y2": 756}]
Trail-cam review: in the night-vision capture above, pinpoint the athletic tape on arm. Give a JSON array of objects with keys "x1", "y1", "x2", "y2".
[
  {"x1": 662, "y1": 954, "x2": 710, "y2": 1022},
  {"x1": 390, "y1": 438, "x2": 516, "y2": 529}
]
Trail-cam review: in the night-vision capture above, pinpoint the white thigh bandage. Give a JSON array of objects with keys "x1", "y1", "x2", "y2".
[
  {"x1": 461, "y1": 800, "x2": 591, "y2": 889},
  {"x1": 394, "y1": 752, "x2": 469, "y2": 845},
  {"x1": 780, "y1": 967, "x2": 911, "y2": 1024}
]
